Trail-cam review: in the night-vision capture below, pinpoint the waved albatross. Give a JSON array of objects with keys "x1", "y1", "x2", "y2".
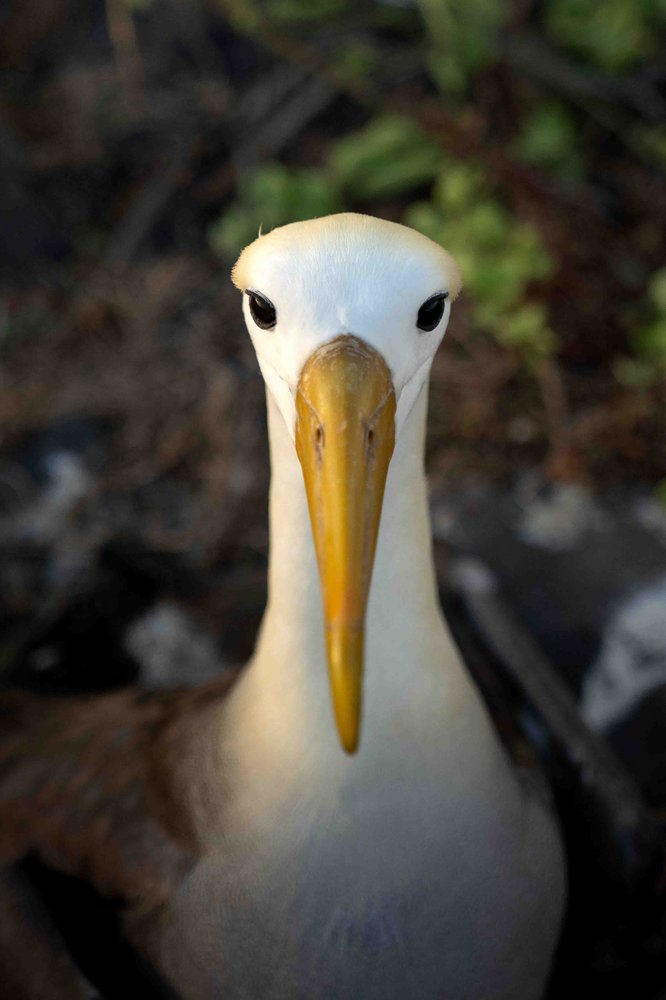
[{"x1": 0, "y1": 213, "x2": 566, "y2": 999}]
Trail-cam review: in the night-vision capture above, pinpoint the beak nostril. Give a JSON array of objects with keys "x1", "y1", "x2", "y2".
[
  {"x1": 315, "y1": 425, "x2": 324, "y2": 449},
  {"x1": 367, "y1": 427, "x2": 374, "y2": 447}
]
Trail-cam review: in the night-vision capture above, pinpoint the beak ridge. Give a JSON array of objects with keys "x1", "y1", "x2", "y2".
[{"x1": 295, "y1": 335, "x2": 396, "y2": 753}]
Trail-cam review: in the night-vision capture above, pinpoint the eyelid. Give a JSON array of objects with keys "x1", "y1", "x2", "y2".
[{"x1": 246, "y1": 288, "x2": 271, "y2": 303}]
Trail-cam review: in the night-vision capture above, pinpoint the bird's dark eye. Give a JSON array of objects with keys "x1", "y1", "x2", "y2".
[
  {"x1": 416, "y1": 292, "x2": 448, "y2": 332},
  {"x1": 247, "y1": 290, "x2": 277, "y2": 330}
]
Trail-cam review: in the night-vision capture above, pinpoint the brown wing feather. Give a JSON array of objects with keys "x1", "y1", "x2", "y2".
[{"x1": 0, "y1": 672, "x2": 239, "y2": 912}]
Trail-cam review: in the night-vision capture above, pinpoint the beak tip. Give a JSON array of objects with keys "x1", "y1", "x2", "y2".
[
  {"x1": 338, "y1": 723, "x2": 360, "y2": 755},
  {"x1": 327, "y1": 625, "x2": 364, "y2": 756}
]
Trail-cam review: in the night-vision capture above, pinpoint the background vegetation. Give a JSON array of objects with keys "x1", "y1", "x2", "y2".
[{"x1": 1, "y1": 0, "x2": 665, "y2": 510}]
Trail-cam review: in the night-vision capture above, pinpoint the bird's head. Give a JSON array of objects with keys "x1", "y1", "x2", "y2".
[{"x1": 233, "y1": 213, "x2": 461, "y2": 754}]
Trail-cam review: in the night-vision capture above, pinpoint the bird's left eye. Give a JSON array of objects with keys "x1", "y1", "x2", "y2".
[
  {"x1": 248, "y1": 291, "x2": 277, "y2": 330},
  {"x1": 416, "y1": 292, "x2": 448, "y2": 332}
]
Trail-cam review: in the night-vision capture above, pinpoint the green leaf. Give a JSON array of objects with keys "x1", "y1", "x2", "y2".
[
  {"x1": 547, "y1": 0, "x2": 657, "y2": 72},
  {"x1": 509, "y1": 225, "x2": 555, "y2": 281},
  {"x1": 259, "y1": 0, "x2": 350, "y2": 22},
  {"x1": 514, "y1": 102, "x2": 585, "y2": 182},
  {"x1": 613, "y1": 356, "x2": 660, "y2": 388},
  {"x1": 494, "y1": 304, "x2": 558, "y2": 358},
  {"x1": 335, "y1": 40, "x2": 378, "y2": 85},
  {"x1": 209, "y1": 163, "x2": 342, "y2": 257},
  {"x1": 470, "y1": 257, "x2": 526, "y2": 312},
  {"x1": 426, "y1": 53, "x2": 468, "y2": 96},
  {"x1": 631, "y1": 124, "x2": 666, "y2": 169},
  {"x1": 655, "y1": 479, "x2": 666, "y2": 511},
  {"x1": 329, "y1": 116, "x2": 441, "y2": 200},
  {"x1": 465, "y1": 201, "x2": 511, "y2": 247},
  {"x1": 433, "y1": 163, "x2": 484, "y2": 212},
  {"x1": 407, "y1": 158, "x2": 555, "y2": 345},
  {"x1": 404, "y1": 202, "x2": 447, "y2": 244},
  {"x1": 418, "y1": 0, "x2": 506, "y2": 92},
  {"x1": 648, "y1": 268, "x2": 666, "y2": 313},
  {"x1": 223, "y1": 0, "x2": 353, "y2": 34},
  {"x1": 208, "y1": 206, "x2": 259, "y2": 259},
  {"x1": 633, "y1": 318, "x2": 666, "y2": 362}
]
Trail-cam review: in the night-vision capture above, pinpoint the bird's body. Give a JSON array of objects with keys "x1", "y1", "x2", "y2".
[{"x1": 0, "y1": 214, "x2": 565, "y2": 998}]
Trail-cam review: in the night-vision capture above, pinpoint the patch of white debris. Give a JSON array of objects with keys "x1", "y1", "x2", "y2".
[
  {"x1": 125, "y1": 601, "x2": 227, "y2": 688},
  {"x1": 0, "y1": 451, "x2": 92, "y2": 545},
  {"x1": 633, "y1": 496, "x2": 666, "y2": 546},
  {"x1": 0, "y1": 451, "x2": 98, "y2": 589},
  {"x1": 518, "y1": 483, "x2": 609, "y2": 551},
  {"x1": 582, "y1": 574, "x2": 666, "y2": 731},
  {"x1": 447, "y1": 556, "x2": 498, "y2": 595},
  {"x1": 430, "y1": 501, "x2": 457, "y2": 542}
]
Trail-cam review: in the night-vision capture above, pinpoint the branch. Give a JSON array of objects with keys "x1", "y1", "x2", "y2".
[{"x1": 449, "y1": 556, "x2": 661, "y2": 889}]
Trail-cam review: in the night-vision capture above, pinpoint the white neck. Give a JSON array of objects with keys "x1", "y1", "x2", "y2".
[
  {"x1": 258, "y1": 384, "x2": 444, "y2": 699},
  {"x1": 222, "y1": 384, "x2": 512, "y2": 816}
]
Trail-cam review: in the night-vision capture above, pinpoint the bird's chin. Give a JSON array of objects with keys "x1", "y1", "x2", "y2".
[
  {"x1": 257, "y1": 357, "x2": 299, "y2": 441},
  {"x1": 394, "y1": 357, "x2": 432, "y2": 436}
]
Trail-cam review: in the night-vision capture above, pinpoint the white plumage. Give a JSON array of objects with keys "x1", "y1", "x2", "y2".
[{"x1": 154, "y1": 214, "x2": 566, "y2": 998}]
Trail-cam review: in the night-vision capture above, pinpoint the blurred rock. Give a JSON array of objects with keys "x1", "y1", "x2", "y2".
[
  {"x1": 2, "y1": 541, "x2": 208, "y2": 693},
  {"x1": 19, "y1": 452, "x2": 91, "y2": 545},
  {"x1": 431, "y1": 478, "x2": 666, "y2": 691},
  {"x1": 125, "y1": 600, "x2": 227, "y2": 689},
  {"x1": 8, "y1": 415, "x2": 109, "y2": 489},
  {"x1": 582, "y1": 575, "x2": 666, "y2": 732},
  {"x1": 518, "y1": 483, "x2": 609, "y2": 550}
]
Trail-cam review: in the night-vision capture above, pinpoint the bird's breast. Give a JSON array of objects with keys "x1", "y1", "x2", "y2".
[{"x1": 144, "y1": 734, "x2": 564, "y2": 1000}]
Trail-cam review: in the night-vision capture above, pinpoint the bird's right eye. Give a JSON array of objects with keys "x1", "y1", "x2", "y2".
[
  {"x1": 416, "y1": 292, "x2": 448, "y2": 332},
  {"x1": 248, "y1": 291, "x2": 277, "y2": 330}
]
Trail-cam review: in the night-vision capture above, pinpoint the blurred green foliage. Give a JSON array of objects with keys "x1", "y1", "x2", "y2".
[
  {"x1": 615, "y1": 268, "x2": 666, "y2": 386},
  {"x1": 223, "y1": 0, "x2": 352, "y2": 31},
  {"x1": 259, "y1": 0, "x2": 350, "y2": 22},
  {"x1": 513, "y1": 102, "x2": 585, "y2": 184},
  {"x1": 333, "y1": 39, "x2": 380, "y2": 88},
  {"x1": 418, "y1": 0, "x2": 506, "y2": 93},
  {"x1": 632, "y1": 124, "x2": 666, "y2": 171},
  {"x1": 418, "y1": 0, "x2": 666, "y2": 90},
  {"x1": 209, "y1": 115, "x2": 439, "y2": 254},
  {"x1": 655, "y1": 478, "x2": 666, "y2": 511},
  {"x1": 407, "y1": 164, "x2": 556, "y2": 360},
  {"x1": 328, "y1": 116, "x2": 441, "y2": 200},
  {"x1": 546, "y1": 0, "x2": 665, "y2": 73},
  {"x1": 213, "y1": 0, "x2": 666, "y2": 393},
  {"x1": 209, "y1": 164, "x2": 342, "y2": 257}
]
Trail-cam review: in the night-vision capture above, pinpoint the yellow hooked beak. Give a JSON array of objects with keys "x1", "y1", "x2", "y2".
[{"x1": 295, "y1": 336, "x2": 396, "y2": 754}]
